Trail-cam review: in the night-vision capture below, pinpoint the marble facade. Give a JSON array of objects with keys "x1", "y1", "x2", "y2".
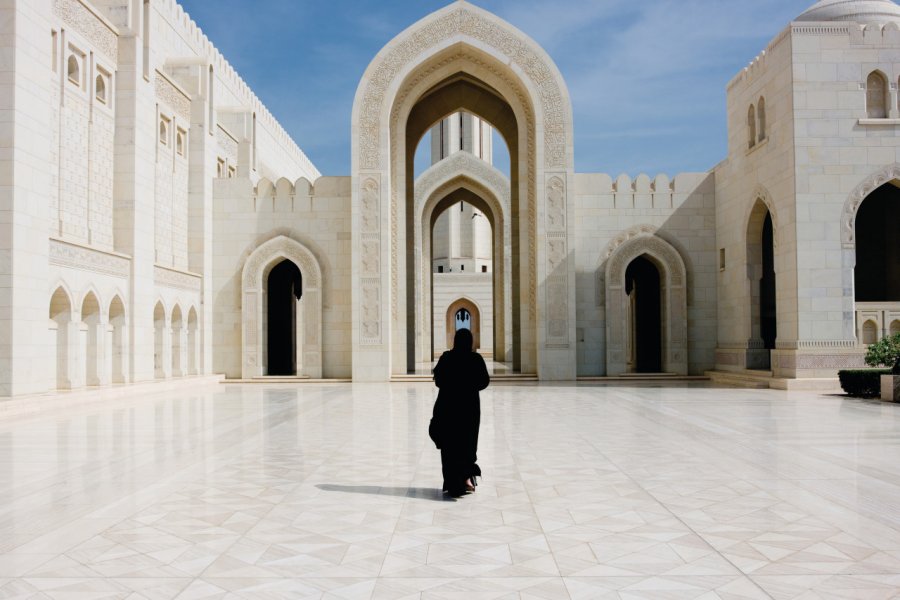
[{"x1": 2, "y1": 0, "x2": 900, "y2": 396}]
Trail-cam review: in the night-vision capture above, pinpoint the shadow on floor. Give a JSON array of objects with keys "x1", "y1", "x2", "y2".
[{"x1": 316, "y1": 483, "x2": 455, "y2": 502}]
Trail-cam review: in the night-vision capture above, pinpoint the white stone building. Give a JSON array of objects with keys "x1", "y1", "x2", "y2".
[{"x1": 1, "y1": 0, "x2": 898, "y2": 396}]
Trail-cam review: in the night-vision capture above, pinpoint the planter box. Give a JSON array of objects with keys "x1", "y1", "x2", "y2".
[{"x1": 882, "y1": 375, "x2": 900, "y2": 402}]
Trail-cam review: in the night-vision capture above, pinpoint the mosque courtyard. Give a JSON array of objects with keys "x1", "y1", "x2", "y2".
[{"x1": 0, "y1": 381, "x2": 899, "y2": 599}]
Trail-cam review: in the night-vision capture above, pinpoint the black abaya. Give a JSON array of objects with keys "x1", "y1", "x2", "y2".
[{"x1": 431, "y1": 349, "x2": 490, "y2": 496}]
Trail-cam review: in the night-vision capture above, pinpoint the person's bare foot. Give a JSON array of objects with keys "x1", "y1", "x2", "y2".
[{"x1": 465, "y1": 478, "x2": 475, "y2": 492}]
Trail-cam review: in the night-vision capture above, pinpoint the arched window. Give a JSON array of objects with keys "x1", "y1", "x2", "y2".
[
  {"x1": 757, "y1": 97, "x2": 766, "y2": 142},
  {"x1": 862, "y1": 320, "x2": 878, "y2": 345},
  {"x1": 95, "y1": 74, "x2": 106, "y2": 103},
  {"x1": 159, "y1": 118, "x2": 169, "y2": 146},
  {"x1": 67, "y1": 55, "x2": 80, "y2": 86},
  {"x1": 455, "y1": 308, "x2": 471, "y2": 331},
  {"x1": 748, "y1": 104, "x2": 756, "y2": 149},
  {"x1": 867, "y1": 71, "x2": 888, "y2": 119},
  {"x1": 176, "y1": 129, "x2": 185, "y2": 156}
]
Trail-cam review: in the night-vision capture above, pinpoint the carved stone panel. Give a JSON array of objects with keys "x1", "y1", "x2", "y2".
[{"x1": 53, "y1": 0, "x2": 117, "y2": 62}]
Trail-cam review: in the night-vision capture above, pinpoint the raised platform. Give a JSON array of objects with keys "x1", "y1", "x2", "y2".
[
  {"x1": 391, "y1": 373, "x2": 539, "y2": 383},
  {"x1": 222, "y1": 377, "x2": 353, "y2": 384},
  {"x1": 707, "y1": 369, "x2": 842, "y2": 391}
]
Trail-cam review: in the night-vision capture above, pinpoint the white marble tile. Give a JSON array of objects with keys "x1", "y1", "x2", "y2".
[{"x1": 0, "y1": 382, "x2": 899, "y2": 598}]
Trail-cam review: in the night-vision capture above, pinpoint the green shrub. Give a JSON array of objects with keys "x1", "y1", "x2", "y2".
[
  {"x1": 865, "y1": 333, "x2": 900, "y2": 369},
  {"x1": 838, "y1": 369, "x2": 891, "y2": 398}
]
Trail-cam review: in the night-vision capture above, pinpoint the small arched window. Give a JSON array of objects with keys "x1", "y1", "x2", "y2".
[
  {"x1": 95, "y1": 74, "x2": 106, "y2": 104},
  {"x1": 159, "y1": 118, "x2": 169, "y2": 146},
  {"x1": 176, "y1": 129, "x2": 185, "y2": 156},
  {"x1": 862, "y1": 320, "x2": 878, "y2": 345},
  {"x1": 67, "y1": 55, "x2": 80, "y2": 86},
  {"x1": 747, "y1": 104, "x2": 756, "y2": 149},
  {"x1": 866, "y1": 71, "x2": 888, "y2": 119},
  {"x1": 757, "y1": 97, "x2": 766, "y2": 142}
]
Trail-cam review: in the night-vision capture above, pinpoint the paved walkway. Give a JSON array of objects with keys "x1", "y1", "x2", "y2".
[{"x1": 0, "y1": 381, "x2": 899, "y2": 598}]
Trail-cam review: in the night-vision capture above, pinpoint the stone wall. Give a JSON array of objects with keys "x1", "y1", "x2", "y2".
[
  {"x1": 212, "y1": 176, "x2": 352, "y2": 379},
  {"x1": 573, "y1": 172, "x2": 718, "y2": 376}
]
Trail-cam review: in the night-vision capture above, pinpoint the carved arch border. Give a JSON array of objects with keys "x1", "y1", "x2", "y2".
[
  {"x1": 241, "y1": 235, "x2": 323, "y2": 379},
  {"x1": 604, "y1": 231, "x2": 688, "y2": 376},
  {"x1": 351, "y1": 2, "x2": 576, "y2": 378},
  {"x1": 416, "y1": 161, "x2": 512, "y2": 363},
  {"x1": 843, "y1": 163, "x2": 900, "y2": 248},
  {"x1": 746, "y1": 184, "x2": 778, "y2": 237}
]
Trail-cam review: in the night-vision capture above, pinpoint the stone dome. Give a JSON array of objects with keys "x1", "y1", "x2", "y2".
[{"x1": 796, "y1": 0, "x2": 900, "y2": 23}]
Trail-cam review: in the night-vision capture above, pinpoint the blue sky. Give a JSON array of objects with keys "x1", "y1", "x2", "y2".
[{"x1": 178, "y1": 0, "x2": 815, "y2": 177}]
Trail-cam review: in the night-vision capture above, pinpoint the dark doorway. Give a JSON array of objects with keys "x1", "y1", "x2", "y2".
[
  {"x1": 267, "y1": 260, "x2": 302, "y2": 376},
  {"x1": 760, "y1": 213, "x2": 777, "y2": 351},
  {"x1": 855, "y1": 183, "x2": 900, "y2": 302},
  {"x1": 626, "y1": 256, "x2": 662, "y2": 373}
]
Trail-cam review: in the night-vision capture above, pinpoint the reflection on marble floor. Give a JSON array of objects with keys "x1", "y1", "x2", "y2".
[{"x1": 0, "y1": 382, "x2": 899, "y2": 598}]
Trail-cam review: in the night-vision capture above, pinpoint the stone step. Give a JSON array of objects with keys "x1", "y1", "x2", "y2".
[{"x1": 391, "y1": 374, "x2": 539, "y2": 383}]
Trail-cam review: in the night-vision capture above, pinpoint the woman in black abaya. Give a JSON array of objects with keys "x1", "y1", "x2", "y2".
[{"x1": 430, "y1": 328, "x2": 490, "y2": 497}]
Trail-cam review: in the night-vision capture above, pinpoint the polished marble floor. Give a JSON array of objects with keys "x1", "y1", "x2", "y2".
[{"x1": 1, "y1": 382, "x2": 900, "y2": 599}]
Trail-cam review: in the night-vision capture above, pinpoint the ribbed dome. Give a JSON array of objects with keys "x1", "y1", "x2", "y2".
[{"x1": 796, "y1": 0, "x2": 900, "y2": 23}]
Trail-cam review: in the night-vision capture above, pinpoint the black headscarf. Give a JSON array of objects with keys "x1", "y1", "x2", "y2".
[{"x1": 453, "y1": 328, "x2": 474, "y2": 353}]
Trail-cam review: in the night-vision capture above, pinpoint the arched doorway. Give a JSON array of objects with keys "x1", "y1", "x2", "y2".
[
  {"x1": 242, "y1": 236, "x2": 323, "y2": 379},
  {"x1": 747, "y1": 200, "x2": 777, "y2": 369},
  {"x1": 351, "y1": 3, "x2": 576, "y2": 381},
  {"x1": 416, "y1": 153, "x2": 512, "y2": 367},
  {"x1": 49, "y1": 287, "x2": 73, "y2": 390},
  {"x1": 853, "y1": 181, "x2": 900, "y2": 343},
  {"x1": 444, "y1": 298, "x2": 481, "y2": 353},
  {"x1": 625, "y1": 256, "x2": 662, "y2": 373},
  {"x1": 266, "y1": 259, "x2": 302, "y2": 376},
  {"x1": 605, "y1": 230, "x2": 688, "y2": 376}
]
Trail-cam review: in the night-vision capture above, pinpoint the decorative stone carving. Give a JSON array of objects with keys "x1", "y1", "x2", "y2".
[
  {"x1": 361, "y1": 241, "x2": 380, "y2": 276},
  {"x1": 359, "y1": 6, "x2": 566, "y2": 170},
  {"x1": 154, "y1": 265, "x2": 202, "y2": 292},
  {"x1": 155, "y1": 72, "x2": 191, "y2": 120},
  {"x1": 416, "y1": 153, "x2": 510, "y2": 206},
  {"x1": 50, "y1": 238, "x2": 130, "y2": 279},
  {"x1": 361, "y1": 282, "x2": 381, "y2": 342},
  {"x1": 53, "y1": 0, "x2": 117, "y2": 62},
  {"x1": 777, "y1": 353, "x2": 867, "y2": 370},
  {"x1": 547, "y1": 177, "x2": 566, "y2": 232},
  {"x1": 843, "y1": 163, "x2": 900, "y2": 248},
  {"x1": 358, "y1": 177, "x2": 383, "y2": 345},
  {"x1": 216, "y1": 126, "x2": 239, "y2": 163},
  {"x1": 242, "y1": 236, "x2": 321, "y2": 291},
  {"x1": 361, "y1": 178, "x2": 380, "y2": 233}
]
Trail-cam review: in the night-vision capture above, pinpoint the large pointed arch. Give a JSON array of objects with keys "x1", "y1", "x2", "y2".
[
  {"x1": 351, "y1": 2, "x2": 576, "y2": 381},
  {"x1": 241, "y1": 235, "x2": 323, "y2": 379},
  {"x1": 415, "y1": 152, "x2": 512, "y2": 363}
]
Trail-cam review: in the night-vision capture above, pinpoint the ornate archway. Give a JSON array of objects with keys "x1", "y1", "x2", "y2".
[
  {"x1": 605, "y1": 230, "x2": 688, "y2": 376},
  {"x1": 351, "y1": 2, "x2": 576, "y2": 381},
  {"x1": 444, "y1": 297, "x2": 482, "y2": 354},
  {"x1": 416, "y1": 152, "x2": 512, "y2": 364},
  {"x1": 242, "y1": 236, "x2": 323, "y2": 379}
]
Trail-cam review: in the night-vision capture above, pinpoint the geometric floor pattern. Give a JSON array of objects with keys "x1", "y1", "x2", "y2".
[{"x1": 1, "y1": 381, "x2": 899, "y2": 599}]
